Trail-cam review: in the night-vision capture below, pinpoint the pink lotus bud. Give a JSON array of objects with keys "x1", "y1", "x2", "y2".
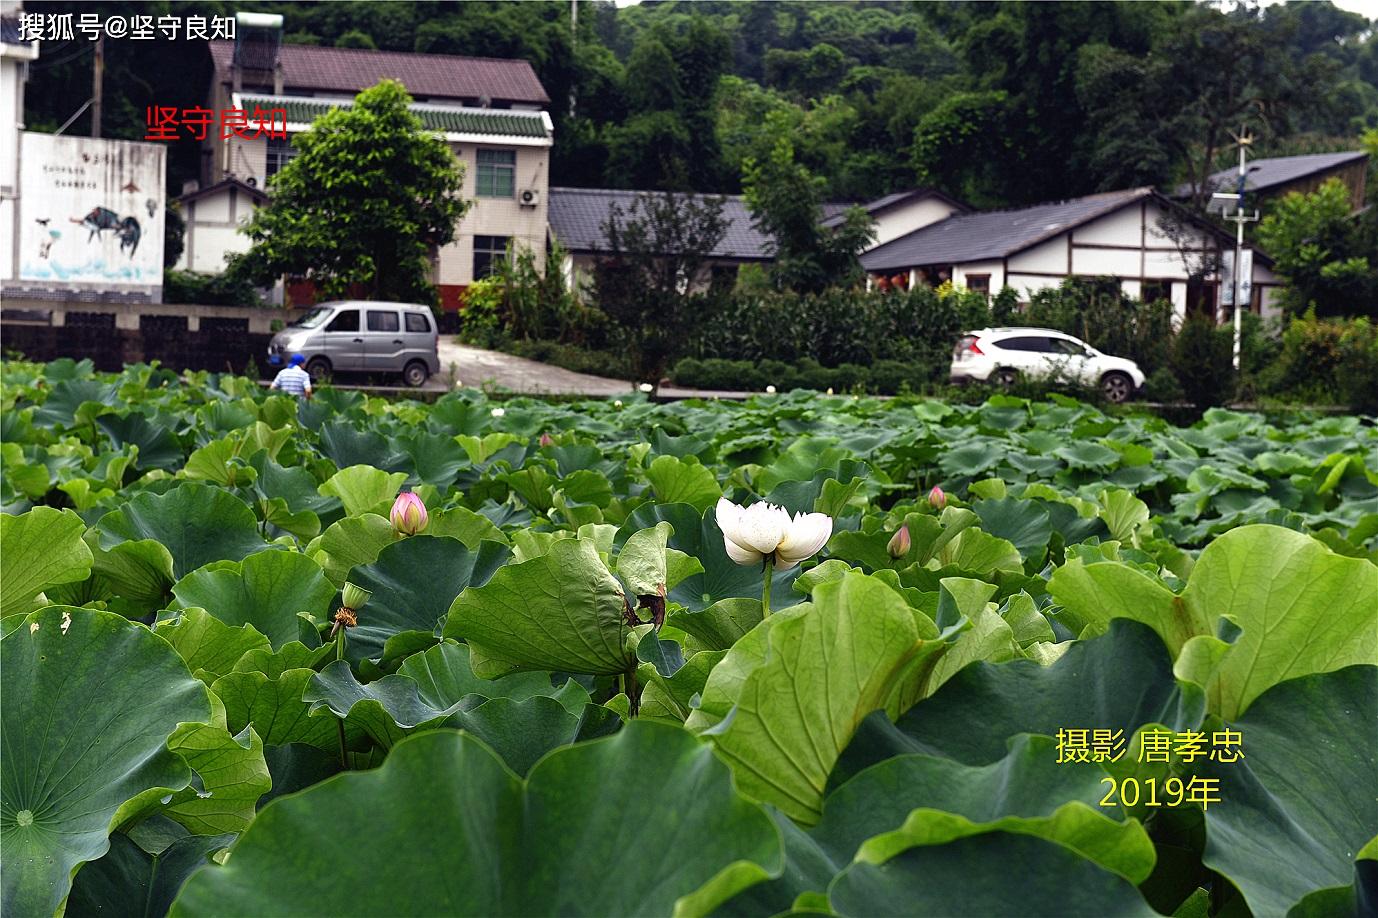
[
  {"x1": 390, "y1": 491, "x2": 428, "y2": 535},
  {"x1": 928, "y1": 485, "x2": 946, "y2": 510},
  {"x1": 539, "y1": 433, "x2": 554, "y2": 447},
  {"x1": 887, "y1": 525, "x2": 910, "y2": 559}
]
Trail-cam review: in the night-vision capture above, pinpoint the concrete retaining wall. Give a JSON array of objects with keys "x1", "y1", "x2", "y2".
[{"x1": 1, "y1": 297, "x2": 283, "y2": 373}]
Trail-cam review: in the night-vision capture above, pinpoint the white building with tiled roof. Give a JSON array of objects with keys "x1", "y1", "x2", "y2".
[
  {"x1": 860, "y1": 187, "x2": 1284, "y2": 323},
  {"x1": 194, "y1": 21, "x2": 553, "y2": 309}
]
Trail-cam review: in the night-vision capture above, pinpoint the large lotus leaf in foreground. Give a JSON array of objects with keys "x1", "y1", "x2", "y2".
[
  {"x1": 1, "y1": 607, "x2": 211, "y2": 916},
  {"x1": 171, "y1": 722, "x2": 782, "y2": 917},
  {"x1": 836, "y1": 619, "x2": 1196, "y2": 778},
  {"x1": 1195, "y1": 665, "x2": 1378, "y2": 916},
  {"x1": 693, "y1": 572, "x2": 944, "y2": 825},
  {"x1": 96, "y1": 483, "x2": 268, "y2": 579},
  {"x1": 722, "y1": 734, "x2": 1156, "y2": 916},
  {"x1": 1050, "y1": 524, "x2": 1378, "y2": 719}
]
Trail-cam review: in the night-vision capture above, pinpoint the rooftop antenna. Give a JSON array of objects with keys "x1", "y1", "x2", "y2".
[{"x1": 1210, "y1": 127, "x2": 1261, "y2": 371}]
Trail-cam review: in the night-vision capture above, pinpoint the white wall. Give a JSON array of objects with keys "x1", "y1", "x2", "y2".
[
  {"x1": 176, "y1": 186, "x2": 263, "y2": 274},
  {"x1": 953, "y1": 260, "x2": 1004, "y2": 290},
  {"x1": 1007, "y1": 236, "x2": 1068, "y2": 274},
  {"x1": 871, "y1": 196, "x2": 962, "y2": 248},
  {"x1": 440, "y1": 141, "x2": 550, "y2": 285}
]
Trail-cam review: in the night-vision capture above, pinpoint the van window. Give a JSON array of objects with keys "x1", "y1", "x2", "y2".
[
  {"x1": 326, "y1": 310, "x2": 359, "y2": 332},
  {"x1": 405, "y1": 313, "x2": 432, "y2": 333},
  {"x1": 367, "y1": 310, "x2": 400, "y2": 332}
]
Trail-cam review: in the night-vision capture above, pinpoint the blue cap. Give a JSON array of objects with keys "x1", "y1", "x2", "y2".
[{"x1": 289, "y1": 353, "x2": 306, "y2": 367}]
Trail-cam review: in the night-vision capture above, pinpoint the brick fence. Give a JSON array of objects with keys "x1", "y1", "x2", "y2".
[{"x1": 0, "y1": 298, "x2": 290, "y2": 373}]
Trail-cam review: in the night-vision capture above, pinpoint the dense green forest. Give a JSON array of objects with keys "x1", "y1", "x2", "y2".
[{"x1": 23, "y1": 0, "x2": 1378, "y2": 207}]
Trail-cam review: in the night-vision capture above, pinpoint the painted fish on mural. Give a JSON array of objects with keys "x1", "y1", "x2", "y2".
[{"x1": 71, "y1": 206, "x2": 142, "y2": 257}]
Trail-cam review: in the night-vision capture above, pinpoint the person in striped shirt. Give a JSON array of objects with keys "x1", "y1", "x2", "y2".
[{"x1": 270, "y1": 354, "x2": 313, "y2": 399}]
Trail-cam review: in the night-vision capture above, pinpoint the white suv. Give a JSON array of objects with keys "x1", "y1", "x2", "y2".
[{"x1": 950, "y1": 327, "x2": 1145, "y2": 403}]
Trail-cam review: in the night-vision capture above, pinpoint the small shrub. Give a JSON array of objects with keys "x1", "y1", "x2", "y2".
[
  {"x1": 1336, "y1": 318, "x2": 1378, "y2": 414},
  {"x1": 1144, "y1": 367, "x2": 1185, "y2": 403},
  {"x1": 1171, "y1": 316, "x2": 1236, "y2": 408},
  {"x1": 163, "y1": 269, "x2": 264, "y2": 307}
]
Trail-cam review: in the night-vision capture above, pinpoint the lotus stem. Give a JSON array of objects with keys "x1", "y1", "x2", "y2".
[{"x1": 761, "y1": 556, "x2": 774, "y2": 617}]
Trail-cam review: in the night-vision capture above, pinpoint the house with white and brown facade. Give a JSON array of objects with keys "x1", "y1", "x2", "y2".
[{"x1": 184, "y1": 22, "x2": 552, "y2": 309}]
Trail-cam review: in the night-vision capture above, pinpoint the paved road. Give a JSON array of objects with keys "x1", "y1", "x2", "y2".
[{"x1": 433, "y1": 339, "x2": 634, "y2": 396}]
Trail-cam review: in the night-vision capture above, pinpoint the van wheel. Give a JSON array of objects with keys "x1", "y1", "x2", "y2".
[
  {"x1": 402, "y1": 360, "x2": 429, "y2": 388},
  {"x1": 1101, "y1": 371, "x2": 1134, "y2": 404},
  {"x1": 306, "y1": 357, "x2": 331, "y2": 384},
  {"x1": 994, "y1": 368, "x2": 1020, "y2": 387}
]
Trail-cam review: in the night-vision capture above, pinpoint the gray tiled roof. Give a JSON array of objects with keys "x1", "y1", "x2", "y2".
[
  {"x1": 210, "y1": 40, "x2": 549, "y2": 105},
  {"x1": 548, "y1": 188, "x2": 774, "y2": 260},
  {"x1": 861, "y1": 188, "x2": 1152, "y2": 272},
  {"x1": 1180, "y1": 151, "x2": 1367, "y2": 200}
]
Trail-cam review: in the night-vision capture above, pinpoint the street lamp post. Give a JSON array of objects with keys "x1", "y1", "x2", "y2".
[{"x1": 1215, "y1": 129, "x2": 1260, "y2": 372}]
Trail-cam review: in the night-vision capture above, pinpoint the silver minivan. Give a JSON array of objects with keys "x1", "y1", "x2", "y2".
[{"x1": 267, "y1": 301, "x2": 440, "y2": 387}]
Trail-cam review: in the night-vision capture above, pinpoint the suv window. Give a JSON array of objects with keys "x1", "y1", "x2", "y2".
[
  {"x1": 998, "y1": 336, "x2": 1054, "y2": 352},
  {"x1": 326, "y1": 309, "x2": 359, "y2": 332},
  {"x1": 367, "y1": 310, "x2": 400, "y2": 332},
  {"x1": 1051, "y1": 339, "x2": 1090, "y2": 357},
  {"x1": 405, "y1": 313, "x2": 432, "y2": 333}
]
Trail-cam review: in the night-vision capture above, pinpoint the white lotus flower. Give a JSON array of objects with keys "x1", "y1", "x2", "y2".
[
  {"x1": 765, "y1": 385, "x2": 777, "y2": 394},
  {"x1": 614, "y1": 399, "x2": 623, "y2": 408},
  {"x1": 639, "y1": 382, "x2": 654, "y2": 393},
  {"x1": 490, "y1": 407, "x2": 505, "y2": 418},
  {"x1": 715, "y1": 498, "x2": 832, "y2": 571}
]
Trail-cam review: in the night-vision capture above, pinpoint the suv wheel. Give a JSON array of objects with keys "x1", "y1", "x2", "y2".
[
  {"x1": 305, "y1": 357, "x2": 331, "y2": 384},
  {"x1": 402, "y1": 360, "x2": 429, "y2": 388},
  {"x1": 1101, "y1": 371, "x2": 1133, "y2": 404},
  {"x1": 994, "y1": 368, "x2": 1020, "y2": 387}
]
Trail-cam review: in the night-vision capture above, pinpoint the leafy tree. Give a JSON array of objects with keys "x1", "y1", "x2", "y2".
[
  {"x1": 911, "y1": 91, "x2": 1014, "y2": 208},
  {"x1": 593, "y1": 191, "x2": 730, "y2": 381},
  {"x1": 1257, "y1": 178, "x2": 1378, "y2": 318},
  {"x1": 335, "y1": 29, "x2": 377, "y2": 50},
  {"x1": 743, "y1": 116, "x2": 874, "y2": 293},
  {"x1": 230, "y1": 80, "x2": 468, "y2": 304}
]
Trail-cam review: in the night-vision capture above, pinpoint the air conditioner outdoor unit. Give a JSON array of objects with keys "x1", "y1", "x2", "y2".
[{"x1": 519, "y1": 188, "x2": 541, "y2": 207}]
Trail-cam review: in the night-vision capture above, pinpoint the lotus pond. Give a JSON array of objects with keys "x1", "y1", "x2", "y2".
[{"x1": 1, "y1": 358, "x2": 1375, "y2": 917}]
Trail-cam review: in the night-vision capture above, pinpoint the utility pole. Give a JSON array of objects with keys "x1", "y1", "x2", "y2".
[
  {"x1": 569, "y1": 0, "x2": 578, "y2": 119},
  {"x1": 91, "y1": 35, "x2": 104, "y2": 138},
  {"x1": 1212, "y1": 128, "x2": 1260, "y2": 371}
]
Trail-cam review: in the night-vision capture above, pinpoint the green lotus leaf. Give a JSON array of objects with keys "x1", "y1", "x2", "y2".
[
  {"x1": 33, "y1": 378, "x2": 117, "y2": 427},
  {"x1": 1, "y1": 607, "x2": 211, "y2": 917},
  {"x1": 170, "y1": 723, "x2": 782, "y2": 917},
  {"x1": 96, "y1": 414, "x2": 184, "y2": 472},
  {"x1": 1097, "y1": 488, "x2": 1150, "y2": 543},
  {"x1": 182, "y1": 435, "x2": 257, "y2": 487},
  {"x1": 667, "y1": 598, "x2": 765, "y2": 650},
  {"x1": 96, "y1": 483, "x2": 268, "y2": 579},
  {"x1": 829, "y1": 830, "x2": 1156, "y2": 917},
  {"x1": 645, "y1": 454, "x2": 723, "y2": 512},
  {"x1": 971, "y1": 498, "x2": 1053, "y2": 560},
  {"x1": 427, "y1": 505, "x2": 510, "y2": 547},
  {"x1": 445, "y1": 537, "x2": 634, "y2": 676},
  {"x1": 621, "y1": 503, "x2": 802, "y2": 612},
  {"x1": 344, "y1": 535, "x2": 509, "y2": 663},
  {"x1": 836, "y1": 620, "x2": 1197, "y2": 779},
  {"x1": 694, "y1": 572, "x2": 928, "y2": 825},
  {"x1": 214, "y1": 666, "x2": 343, "y2": 750},
  {"x1": 318, "y1": 464, "x2": 408, "y2": 517},
  {"x1": 158, "y1": 722, "x2": 270, "y2": 835},
  {"x1": 304, "y1": 642, "x2": 588, "y2": 749},
  {"x1": 170, "y1": 550, "x2": 335, "y2": 650},
  {"x1": 1052, "y1": 525, "x2": 1378, "y2": 719},
  {"x1": 0, "y1": 506, "x2": 93, "y2": 617},
  {"x1": 67, "y1": 831, "x2": 235, "y2": 918},
  {"x1": 448, "y1": 695, "x2": 581, "y2": 776},
  {"x1": 316, "y1": 421, "x2": 408, "y2": 474},
  {"x1": 307, "y1": 513, "x2": 395, "y2": 586},
  {"x1": 1195, "y1": 666, "x2": 1378, "y2": 916},
  {"x1": 155, "y1": 608, "x2": 271, "y2": 684}
]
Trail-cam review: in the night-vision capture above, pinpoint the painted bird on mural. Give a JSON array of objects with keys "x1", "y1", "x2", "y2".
[{"x1": 71, "y1": 206, "x2": 141, "y2": 258}]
